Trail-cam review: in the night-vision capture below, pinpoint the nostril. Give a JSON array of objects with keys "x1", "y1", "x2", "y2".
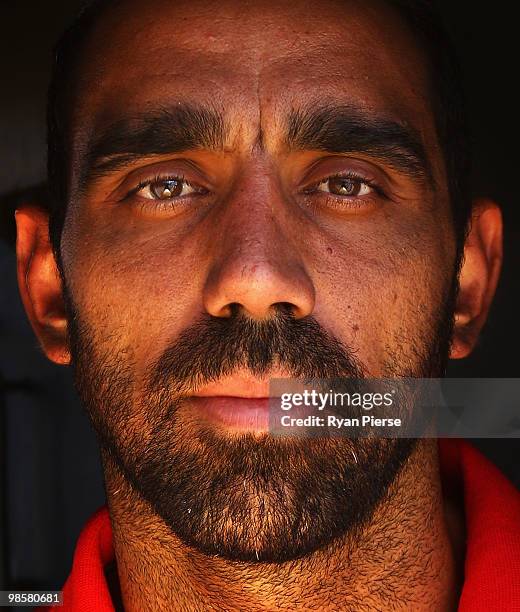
[
  {"x1": 209, "y1": 302, "x2": 239, "y2": 319},
  {"x1": 228, "y1": 302, "x2": 241, "y2": 318},
  {"x1": 217, "y1": 301, "x2": 300, "y2": 321},
  {"x1": 271, "y1": 302, "x2": 299, "y2": 318}
]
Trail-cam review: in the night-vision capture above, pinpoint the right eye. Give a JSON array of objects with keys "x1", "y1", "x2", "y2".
[{"x1": 137, "y1": 176, "x2": 200, "y2": 200}]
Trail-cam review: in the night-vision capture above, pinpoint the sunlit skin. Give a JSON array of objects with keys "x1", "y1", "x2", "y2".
[{"x1": 15, "y1": 0, "x2": 502, "y2": 610}]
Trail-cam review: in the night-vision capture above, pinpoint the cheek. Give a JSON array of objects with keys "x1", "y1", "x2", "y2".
[
  {"x1": 309, "y1": 215, "x2": 455, "y2": 374},
  {"x1": 62, "y1": 216, "x2": 209, "y2": 373}
]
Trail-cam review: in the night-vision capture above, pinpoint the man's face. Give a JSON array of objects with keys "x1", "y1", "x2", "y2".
[{"x1": 60, "y1": 0, "x2": 457, "y2": 561}]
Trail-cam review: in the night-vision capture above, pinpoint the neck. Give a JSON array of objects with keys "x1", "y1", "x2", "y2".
[{"x1": 103, "y1": 440, "x2": 460, "y2": 611}]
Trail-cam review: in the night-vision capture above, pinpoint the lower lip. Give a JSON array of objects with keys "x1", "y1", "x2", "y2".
[{"x1": 188, "y1": 397, "x2": 272, "y2": 432}]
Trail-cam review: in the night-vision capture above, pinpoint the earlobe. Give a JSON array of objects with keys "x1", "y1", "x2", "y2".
[
  {"x1": 450, "y1": 199, "x2": 503, "y2": 359},
  {"x1": 15, "y1": 205, "x2": 70, "y2": 365}
]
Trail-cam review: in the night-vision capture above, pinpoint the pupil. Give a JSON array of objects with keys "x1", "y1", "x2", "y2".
[
  {"x1": 330, "y1": 177, "x2": 357, "y2": 196},
  {"x1": 152, "y1": 179, "x2": 182, "y2": 199}
]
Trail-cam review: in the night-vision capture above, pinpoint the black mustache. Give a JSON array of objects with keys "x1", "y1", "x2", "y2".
[{"x1": 148, "y1": 303, "x2": 365, "y2": 395}]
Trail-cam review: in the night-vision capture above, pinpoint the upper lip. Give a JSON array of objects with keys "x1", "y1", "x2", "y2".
[{"x1": 192, "y1": 369, "x2": 289, "y2": 398}]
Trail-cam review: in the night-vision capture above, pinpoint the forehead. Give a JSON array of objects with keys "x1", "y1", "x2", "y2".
[{"x1": 74, "y1": 0, "x2": 434, "y2": 144}]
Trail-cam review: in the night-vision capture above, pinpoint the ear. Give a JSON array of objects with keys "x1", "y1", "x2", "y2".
[
  {"x1": 450, "y1": 199, "x2": 503, "y2": 359},
  {"x1": 15, "y1": 205, "x2": 70, "y2": 365}
]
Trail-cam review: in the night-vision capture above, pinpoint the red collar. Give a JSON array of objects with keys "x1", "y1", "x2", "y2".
[
  {"x1": 440, "y1": 440, "x2": 520, "y2": 610},
  {"x1": 50, "y1": 440, "x2": 520, "y2": 611}
]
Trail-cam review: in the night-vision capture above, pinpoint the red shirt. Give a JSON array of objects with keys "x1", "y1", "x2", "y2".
[{"x1": 47, "y1": 440, "x2": 520, "y2": 611}]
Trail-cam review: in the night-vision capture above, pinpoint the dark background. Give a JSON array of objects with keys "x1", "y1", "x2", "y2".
[{"x1": 0, "y1": 0, "x2": 518, "y2": 593}]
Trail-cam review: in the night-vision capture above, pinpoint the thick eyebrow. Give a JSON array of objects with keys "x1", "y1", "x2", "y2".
[
  {"x1": 77, "y1": 102, "x2": 432, "y2": 193},
  {"x1": 77, "y1": 104, "x2": 226, "y2": 189},
  {"x1": 286, "y1": 105, "x2": 434, "y2": 183}
]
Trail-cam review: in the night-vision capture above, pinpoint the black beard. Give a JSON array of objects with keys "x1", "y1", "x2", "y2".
[{"x1": 66, "y1": 297, "x2": 455, "y2": 563}]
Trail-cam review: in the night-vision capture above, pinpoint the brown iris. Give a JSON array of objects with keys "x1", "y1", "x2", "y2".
[
  {"x1": 150, "y1": 179, "x2": 184, "y2": 199},
  {"x1": 326, "y1": 177, "x2": 362, "y2": 196}
]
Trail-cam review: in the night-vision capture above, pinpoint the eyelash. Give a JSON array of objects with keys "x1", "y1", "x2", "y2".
[
  {"x1": 127, "y1": 174, "x2": 187, "y2": 196},
  {"x1": 302, "y1": 171, "x2": 386, "y2": 212},
  {"x1": 124, "y1": 174, "x2": 207, "y2": 212},
  {"x1": 306, "y1": 171, "x2": 383, "y2": 196},
  {"x1": 123, "y1": 170, "x2": 385, "y2": 215}
]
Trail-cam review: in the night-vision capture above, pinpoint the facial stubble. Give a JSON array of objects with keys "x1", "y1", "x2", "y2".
[{"x1": 66, "y1": 296, "x2": 455, "y2": 563}]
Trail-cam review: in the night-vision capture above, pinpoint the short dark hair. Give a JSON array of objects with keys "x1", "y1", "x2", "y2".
[{"x1": 46, "y1": 0, "x2": 471, "y2": 266}]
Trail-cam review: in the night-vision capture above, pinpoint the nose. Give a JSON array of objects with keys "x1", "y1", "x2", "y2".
[{"x1": 202, "y1": 183, "x2": 315, "y2": 321}]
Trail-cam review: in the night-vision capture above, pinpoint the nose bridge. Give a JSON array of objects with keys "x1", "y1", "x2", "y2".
[
  {"x1": 224, "y1": 173, "x2": 283, "y2": 260},
  {"x1": 202, "y1": 168, "x2": 315, "y2": 320}
]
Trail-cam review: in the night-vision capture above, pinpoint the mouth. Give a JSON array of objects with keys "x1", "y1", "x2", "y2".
[
  {"x1": 188, "y1": 396, "x2": 272, "y2": 431},
  {"x1": 188, "y1": 371, "x2": 285, "y2": 432}
]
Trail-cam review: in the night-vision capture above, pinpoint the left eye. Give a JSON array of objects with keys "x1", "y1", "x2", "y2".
[
  {"x1": 139, "y1": 178, "x2": 198, "y2": 200},
  {"x1": 316, "y1": 176, "x2": 372, "y2": 197}
]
